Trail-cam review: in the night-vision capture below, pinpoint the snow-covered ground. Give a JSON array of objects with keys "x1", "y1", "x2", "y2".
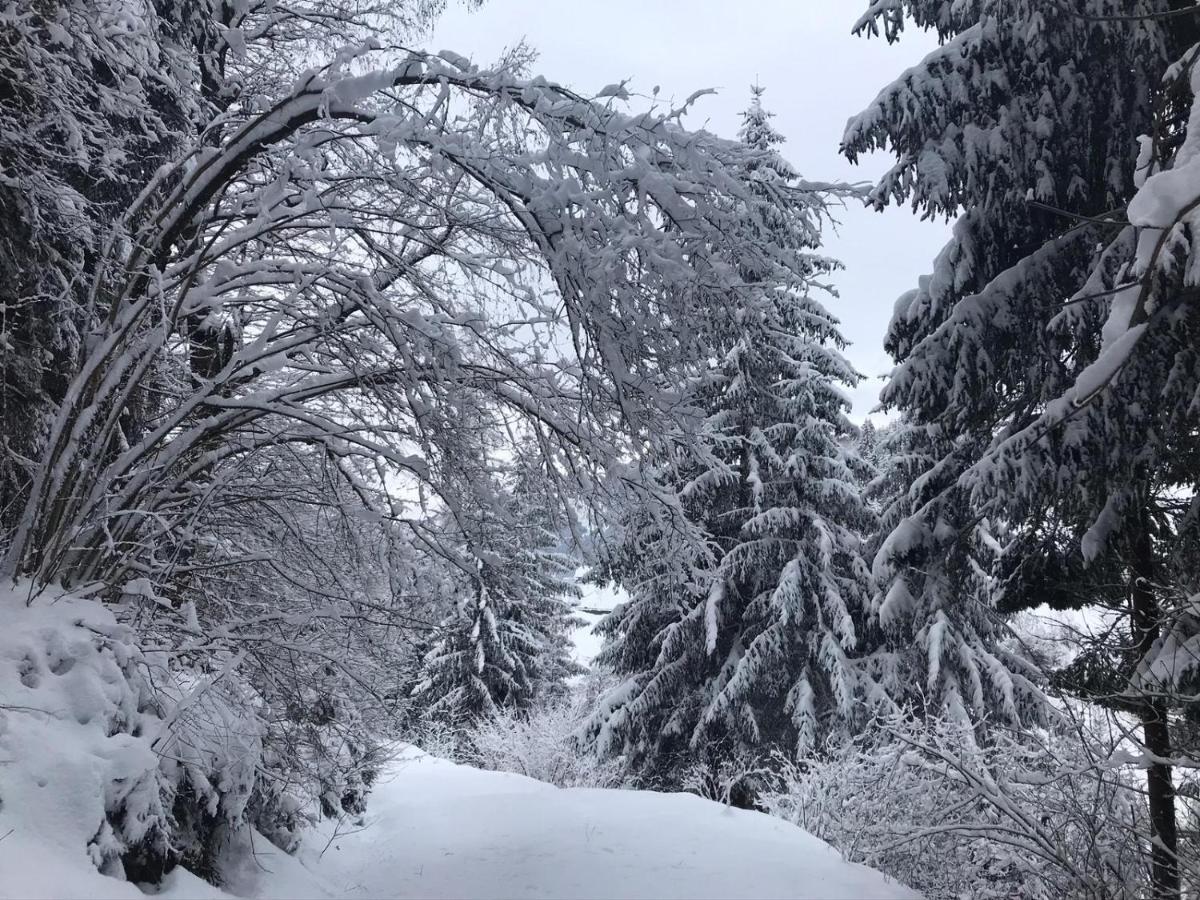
[
  {"x1": 2, "y1": 745, "x2": 916, "y2": 899},
  {"x1": 299, "y1": 749, "x2": 917, "y2": 900},
  {"x1": 0, "y1": 582, "x2": 915, "y2": 900}
]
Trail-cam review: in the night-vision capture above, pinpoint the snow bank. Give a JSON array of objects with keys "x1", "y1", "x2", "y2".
[
  {"x1": 0, "y1": 583, "x2": 297, "y2": 900},
  {"x1": 0, "y1": 583, "x2": 162, "y2": 900}
]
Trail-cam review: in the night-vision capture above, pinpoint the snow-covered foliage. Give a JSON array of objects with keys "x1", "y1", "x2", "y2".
[
  {"x1": 586, "y1": 87, "x2": 877, "y2": 781},
  {"x1": 1, "y1": 36, "x2": 843, "y2": 593},
  {"x1": 0, "y1": 585, "x2": 173, "y2": 880},
  {"x1": 848, "y1": 2, "x2": 1200, "y2": 888},
  {"x1": 0, "y1": 582, "x2": 376, "y2": 886},
  {"x1": 678, "y1": 741, "x2": 779, "y2": 810},
  {"x1": 465, "y1": 678, "x2": 626, "y2": 789},
  {"x1": 409, "y1": 435, "x2": 582, "y2": 722},
  {"x1": 0, "y1": 0, "x2": 442, "y2": 556},
  {"x1": 863, "y1": 420, "x2": 1047, "y2": 725},
  {"x1": 412, "y1": 498, "x2": 582, "y2": 721},
  {"x1": 761, "y1": 709, "x2": 1168, "y2": 900}
]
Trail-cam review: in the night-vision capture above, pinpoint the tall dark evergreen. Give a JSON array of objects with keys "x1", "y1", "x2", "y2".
[
  {"x1": 587, "y1": 88, "x2": 878, "y2": 779},
  {"x1": 848, "y1": 3, "x2": 1200, "y2": 893}
]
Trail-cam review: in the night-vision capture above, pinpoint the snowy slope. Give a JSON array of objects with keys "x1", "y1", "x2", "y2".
[
  {"x1": 290, "y1": 748, "x2": 916, "y2": 900},
  {"x1": 569, "y1": 574, "x2": 626, "y2": 668},
  {"x1": 2, "y1": 746, "x2": 916, "y2": 899}
]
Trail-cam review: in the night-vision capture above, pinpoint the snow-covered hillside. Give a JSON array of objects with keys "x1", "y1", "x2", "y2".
[{"x1": 2, "y1": 744, "x2": 916, "y2": 899}]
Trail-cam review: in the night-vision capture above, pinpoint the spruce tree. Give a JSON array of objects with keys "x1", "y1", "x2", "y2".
[
  {"x1": 414, "y1": 486, "x2": 581, "y2": 722},
  {"x1": 588, "y1": 88, "x2": 879, "y2": 779},
  {"x1": 848, "y1": 3, "x2": 1200, "y2": 893}
]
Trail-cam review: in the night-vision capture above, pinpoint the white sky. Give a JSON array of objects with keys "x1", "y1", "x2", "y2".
[{"x1": 427, "y1": 1, "x2": 951, "y2": 419}]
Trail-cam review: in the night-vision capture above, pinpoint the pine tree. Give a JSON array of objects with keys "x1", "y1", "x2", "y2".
[
  {"x1": 588, "y1": 88, "x2": 879, "y2": 780},
  {"x1": 414, "y1": 487, "x2": 581, "y2": 722},
  {"x1": 849, "y1": 3, "x2": 1200, "y2": 893}
]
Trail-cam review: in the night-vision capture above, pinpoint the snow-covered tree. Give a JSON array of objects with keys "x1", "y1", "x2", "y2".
[
  {"x1": 0, "y1": 0, "x2": 443, "y2": 545},
  {"x1": 848, "y1": 3, "x2": 1200, "y2": 892},
  {"x1": 1, "y1": 1, "x2": 853, "y2": 883},
  {"x1": 413, "y1": 488, "x2": 581, "y2": 721},
  {"x1": 588, "y1": 88, "x2": 878, "y2": 781}
]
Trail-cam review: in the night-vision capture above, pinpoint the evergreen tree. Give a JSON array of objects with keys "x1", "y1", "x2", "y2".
[
  {"x1": 588, "y1": 88, "x2": 879, "y2": 780},
  {"x1": 848, "y1": 3, "x2": 1200, "y2": 893},
  {"x1": 853, "y1": 420, "x2": 881, "y2": 469},
  {"x1": 414, "y1": 486, "x2": 581, "y2": 722}
]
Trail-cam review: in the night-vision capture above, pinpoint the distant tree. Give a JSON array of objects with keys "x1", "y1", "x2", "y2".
[{"x1": 413, "y1": 488, "x2": 581, "y2": 721}]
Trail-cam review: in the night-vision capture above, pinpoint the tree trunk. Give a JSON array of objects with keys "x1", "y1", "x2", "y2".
[{"x1": 1130, "y1": 508, "x2": 1179, "y2": 900}]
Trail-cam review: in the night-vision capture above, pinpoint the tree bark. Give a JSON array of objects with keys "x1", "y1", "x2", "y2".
[{"x1": 1130, "y1": 507, "x2": 1179, "y2": 900}]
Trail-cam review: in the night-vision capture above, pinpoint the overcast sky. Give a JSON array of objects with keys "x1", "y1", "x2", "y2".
[{"x1": 427, "y1": 2, "x2": 951, "y2": 419}]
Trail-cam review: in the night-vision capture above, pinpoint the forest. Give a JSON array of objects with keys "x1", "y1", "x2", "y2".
[{"x1": 1, "y1": 2, "x2": 1199, "y2": 898}]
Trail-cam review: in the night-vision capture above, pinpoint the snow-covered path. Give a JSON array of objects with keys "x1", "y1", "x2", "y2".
[
  {"x1": 2, "y1": 745, "x2": 916, "y2": 899},
  {"x1": 0, "y1": 587, "x2": 914, "y2": 900},
  {"x1": 256, "y1": 749, "x2": 915, "y2": 900}
]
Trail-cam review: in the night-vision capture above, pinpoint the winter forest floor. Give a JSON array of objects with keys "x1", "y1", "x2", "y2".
[{"x1": 3, "y1": 746, "x2": 917, "y2": 900}]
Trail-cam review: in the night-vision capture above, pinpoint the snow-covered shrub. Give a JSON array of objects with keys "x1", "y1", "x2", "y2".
[
  {"x1": 0, "y1": 586, "x2": 251, "y2": 882},
  {"x1": 248, "y1": 682, "x2": 386, "y2": 854},
  {"x1": 404, "y1": 711, "x2": 475, "y2": 760},
  {"x1": 142, "y1": 658, "x2": 270, "y2": 881},
  {"x1": 0, "y1": 587, "x2": 166, "y2": 879},
  {"x1": 760, "y1": 711, "x2": 1151, "y2": 899},
  {"x1": 0, "y1": 583, "x2": 394, "y2": 887},
  {"x1": 678, "y1": 741, "x2": 778, "y2": 810},
  {"x1": 467, "y1": 684, "x2": 626, "y2": 789}
]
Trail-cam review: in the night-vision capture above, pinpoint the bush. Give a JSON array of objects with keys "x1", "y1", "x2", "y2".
[
  {"x1": 0, "y1": 584, "x2": 389, "y2": 888},
  {"x1": 759, "y1": 710, "x2": 1157, "y2": 900},
  {"x1": 466, "y1": 685, "x2": 627, "y2": 789},
  {"x1": 678, "y1": 741, "x2": 777, "y2": 810}
]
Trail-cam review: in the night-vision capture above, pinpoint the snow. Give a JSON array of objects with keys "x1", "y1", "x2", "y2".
[
  {"x1": 299, "y1": 749, "x2": 918, "y2": 900},
  {"x1": 2, "y1": 692, "x2": 914, "y2": 900},
  {"x1": 1126, "y1": 59, "x2": 1200, "y2": 230},
  {"x1": 570, "y1": 576, "x2": 625, "y2": 668},
  {"x1": 0, "y1": 585, "x2": 158, "y2": 900},
  {"x1": 1071, "y1": 322, "x2": 1147, "y2": 403},
  {"x1": 878, "y1": 578, "x2": 916, "y2": 629}
]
